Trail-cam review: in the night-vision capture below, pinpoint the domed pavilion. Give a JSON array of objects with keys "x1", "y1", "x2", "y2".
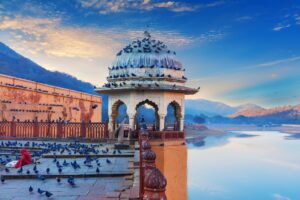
[{"x1": 95, "y1": 31, "x2": 199, "y2": 134}]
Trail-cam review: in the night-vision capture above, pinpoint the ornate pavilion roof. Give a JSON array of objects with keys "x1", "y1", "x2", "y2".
[{"x1": 95, "y1": 31, "x2": 199, "y2": 95}]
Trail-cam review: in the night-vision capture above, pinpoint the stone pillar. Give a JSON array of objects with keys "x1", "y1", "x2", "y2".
[
  {"x1": 129, "y1": 114, "x2": 135, "y2": 131},
  {"x1": 108, "y1": 116, "x2": 114, "y2": 133},
  {"x1": 179, "y1": 118, "x2": 184, "y2": 131},
  {"x1": 159, "y1": 114, "x2": 166, "y2": 131}
]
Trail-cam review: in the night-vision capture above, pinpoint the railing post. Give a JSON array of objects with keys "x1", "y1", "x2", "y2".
[
  {"x1": 57, "y1": 123, "x2": 62, "y2": 138},
  {"x1": 34, "y1": 121, "x2": 39, "y2": 138},
  {"x1": 10, "y1": 121, "x2": 16, "y2": 137},
  {"x1": 139, "y1": 129, "x2": 167, "y2": 200},
  {"x1": 81, "y1": 122, "x2": 86, "y2": 138},
  {"x1": 104, "y1": 123, "x2": 108, "y2": 138},
  {"x1": 143, "y1": 168, "x2": 167, "y2": 200}
]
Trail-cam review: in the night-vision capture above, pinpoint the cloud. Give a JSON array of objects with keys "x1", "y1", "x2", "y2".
[
  {"x1": 248, "y1": 56, "x2": 300, "y2": 69},
  {"x1": 273, "y1": 13, "x2": 300, "y2": 31},
  {"x1": 272, "y1": 193, "x2": 291, "y2": 200},
  {"x1": 78, "y1": 0, "x2": 225, "y2": 14},
  {"x1": 0, "y1": 15, "x2": 201, "y2": 59},
  {"x1": 273, "y1": 24, "x2": 291, "y2": 31},
  {"x1": 235, "y1": 16, "x2": 253, "y2": 21}
]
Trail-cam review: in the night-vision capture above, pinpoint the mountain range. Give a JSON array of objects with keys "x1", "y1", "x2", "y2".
[
  {"x1": 184, "y1": 99, "x2": 263, "y2": 117},
  {"x1": 0, "y1": 41, "x2": 299, "y2": 124}
]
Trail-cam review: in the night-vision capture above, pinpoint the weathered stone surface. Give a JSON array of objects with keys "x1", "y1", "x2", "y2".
[{"x1": 0, "y1": 140, "x2": 136, "y2": 200}]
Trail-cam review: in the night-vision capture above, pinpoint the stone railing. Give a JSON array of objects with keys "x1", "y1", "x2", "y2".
[
  {"x1": 139, "y1": 129, "x2": 167, "y2": 200},
  {"x1": 0, "y1": 121, "x2": 108, "y2": 141}
]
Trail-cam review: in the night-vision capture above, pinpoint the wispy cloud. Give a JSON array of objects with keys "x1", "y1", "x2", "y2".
[
  {"x1": 0, "y1": 15, "x2": 203, "y2": 59},
  {"x1": 272, "y1": 193, "x2": 291, "y2": 200},
  {"x1": 78, "y1": 0, "x2": 226, "y2": 14},
  {"x1": 273, "y1": 13, "x2": 300, "y2": 31},
  {"x1": 273, "y1": 24, "x2": 291, "y2": 31},
  {"x1": 244, "y1": 56, "x2": 300, "y2": 69},
  {"x1": 235, "y1": 16, "x2": 253, "y2": 21}
]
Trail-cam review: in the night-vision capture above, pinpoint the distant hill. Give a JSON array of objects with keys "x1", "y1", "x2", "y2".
[
  {"x1": 185, "y1": 99, "x2": 237, "y2": 116},
  {"x1": 185, "y1": 99, "x2": 300, "y2": 125},
  {"x1": 0, "y1": 42, "x2": 108, "y2": 120},
  {"x1": 185, "y1": 99, "x2": 263, "y2": 117},
  {"x1": 228, "y1": 105, "x2": 300, "y2": 124}
]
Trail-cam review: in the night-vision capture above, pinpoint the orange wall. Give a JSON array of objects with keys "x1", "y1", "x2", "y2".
[
  {"x1": 0, "y1": 74, "x2": 102, "y2": 122},
  {"x1": 151, "y1": 140, "x2": 188, "y2": 200}
]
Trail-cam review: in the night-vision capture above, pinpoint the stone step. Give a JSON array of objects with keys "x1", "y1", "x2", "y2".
[
  {"x1": 1, "y1": 171, "x2": 133, "y2": 179},
  {"x1": 42, "y1": 154, "x2": 134, "y2": 158}
]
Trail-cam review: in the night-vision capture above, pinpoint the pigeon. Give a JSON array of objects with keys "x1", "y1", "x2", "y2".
[
  {"x1": 113, "y1": 150, "x2": 116, "y2": 154},
  {"x1": 46, "y1": 168, "x2": 50, "y2": 174},
  {"x1": 37, "y1": 188, "x2": 45, "y2": 194},
  {"x1": 85, "y1": 164, "x2": 93, "y2": 168},
  {"x1": 96, "y1": 167, "x2": 100, "y2": 173},
  {"x1": 26, "y1": 170, "x2": 30, "y2": 175},
  {"x1": 1, "y1": 177, "x2": 5, "y2": 183},
  {"x1": 67, "y1": 177, "x2": 75, "y2": 186},
  {"x1": 117, "y1": 149, "x2": 122, "y2": 154},
  {"x1": 63, "y1": 160, "x2": 69, "y2": 166},
  {"x1": 106, "y1": 159, "x2": 111, "y2": 164},
  {"x1": 29, "y1": 186, "x2": 33, "y2": 193},
  {"x1": 37, "y1": 175, "x2": 46, "y2": 181},
  {"x1": 45, "y1": 191, "x2": 53, "y2": 197},
  {"x1": 58, "y1": 168, "x2": 62, "y2": 173},
  {"x1": 5, "y1": 168, "x2": 9, "y2": 173},
  {"x1": 56, "y1": 177, "x2": 61, "y2": 183},
  {"x1": 17, "y1": 167, "x2": 23, "y2": 174}
]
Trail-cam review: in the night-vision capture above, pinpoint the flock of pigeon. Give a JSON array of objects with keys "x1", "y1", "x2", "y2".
[
  {"x1": 116, "y1": 35, "x2": 175, "y2": 56},
  {"x1": 0, "y1": 140, "x2": 126, "y2": 198},
  {"x1": 101, "y1": 35, "x2": 188, "y2": 89}
]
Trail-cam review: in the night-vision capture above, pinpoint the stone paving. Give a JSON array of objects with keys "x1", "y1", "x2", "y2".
[{"x1": 0, "y1": 140, "x2": 136, "y2": 200}]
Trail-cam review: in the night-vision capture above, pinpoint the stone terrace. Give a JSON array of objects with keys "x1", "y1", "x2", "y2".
[{"x1": 0, "y1": 140, "x2": 137, "y2": 200}]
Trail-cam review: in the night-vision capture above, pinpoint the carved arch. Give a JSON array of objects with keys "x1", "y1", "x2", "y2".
[{"x1": 135, "y1": 99, "x2": 159, "y2": 131}]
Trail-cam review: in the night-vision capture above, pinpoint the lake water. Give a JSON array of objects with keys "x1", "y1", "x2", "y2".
[{"x1": 187, "y1": 131, "x2": 300, "y2": 200}]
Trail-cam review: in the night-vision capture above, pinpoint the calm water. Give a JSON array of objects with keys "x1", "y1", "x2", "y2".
[{"x1": 188, "y1": 131, "x2": 300, "y2": 200}]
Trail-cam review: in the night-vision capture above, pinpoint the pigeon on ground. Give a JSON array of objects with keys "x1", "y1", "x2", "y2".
[
  {"x1": 37, "y1": 175, "x2": 46, "y2": 181},
  {"x1": 67, "y1": 177, "x2": 75, "y2": 186},
  {"x1": 106, "y1": 159, "x2": 111, "y2": 164},
  {"x1": 29, "y1": 186, "x2": 33, "y2": 193},
  {"x1": 45, "y1": 191, "x2": 53, "y2": 197},
  {"x1": 37, "y1": 188, "x2": 45, "y2": 194},
  {"x1": 17, "y1": 167, "x2": 23, "y2": 174},
  {"x1": 56, "y1": 177, "x2": 61, "y2": 183}
]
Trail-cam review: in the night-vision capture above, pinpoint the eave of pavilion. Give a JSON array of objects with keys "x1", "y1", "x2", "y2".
[
  {"x1": 107, "y1": 77, "x2": 186, "y2": 83},
  {"x1": 95, "y1": 85, "x2": 199, "y2": 95}
]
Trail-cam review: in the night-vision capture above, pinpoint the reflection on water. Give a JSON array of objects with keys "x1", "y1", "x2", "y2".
[{"x1": 188, "y1": 131, "x2": 300, "y2": 200}]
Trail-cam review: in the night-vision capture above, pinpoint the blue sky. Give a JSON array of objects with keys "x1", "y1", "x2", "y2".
[{"x1": 0, "y1": 0, "x2": 299, "y2": 108}]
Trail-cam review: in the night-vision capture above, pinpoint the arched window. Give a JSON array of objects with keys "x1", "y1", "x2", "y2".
[
  {"x1": 165, "y1": 101, "x2": 182, "y2": 131},
  {"x1": 111, "y1": 100, "x2": 128, "y2": 131},
  {"x1": 135, "y1": 99, "x2": 159, "y2": 131}
]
